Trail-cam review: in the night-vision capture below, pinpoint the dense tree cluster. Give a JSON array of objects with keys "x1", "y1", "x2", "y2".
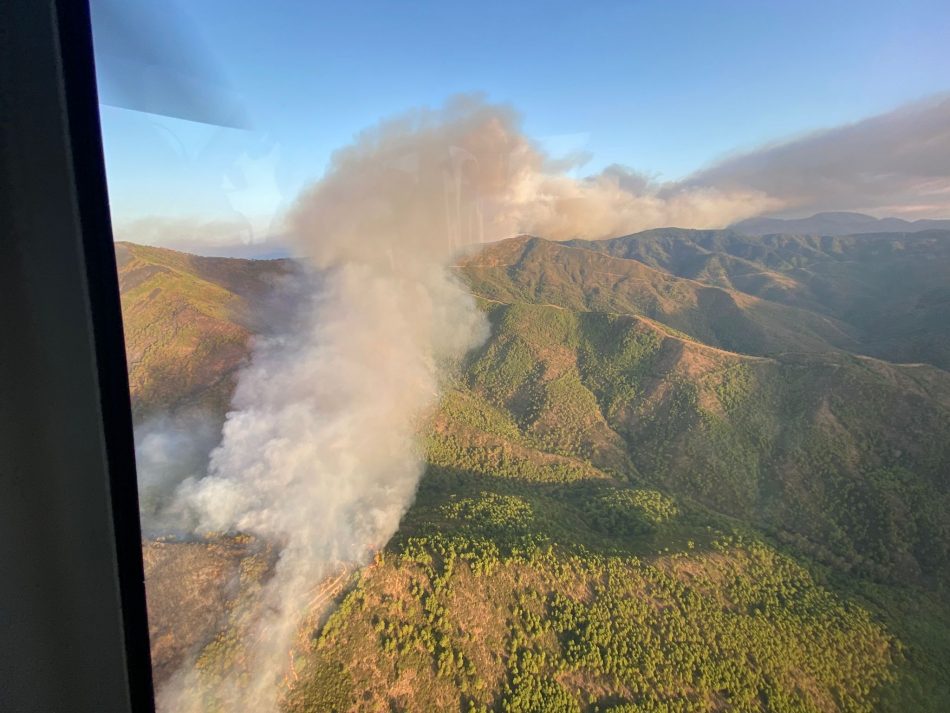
[
  {"x1": 582, "y1": 489, "x2": 678, "y2": 536},
  {"x1": 288, "y1": 534, "x2": 897, "y2": 712},
  {"x1": 443, "y1": 492, "x2": 535, "y2": 535}
]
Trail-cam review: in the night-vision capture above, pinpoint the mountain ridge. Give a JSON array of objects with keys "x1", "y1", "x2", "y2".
[
  {"x1": 559, "y1": 227, "x2": 950, "y2": 370},
  {"x1": 116, "y1": 241, "x2": 297, "y2": 417},
  {"x1": 731, "y1": 211, "x2": 950, "y2": 236},
  {"x1": 459, "y1": 234, "x2": 861, "y2": 358}
]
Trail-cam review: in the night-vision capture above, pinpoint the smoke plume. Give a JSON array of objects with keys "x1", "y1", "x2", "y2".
[
  {"x1": 155, "y1": 95, "x2": 792, "y2": 710},
  {"x1": 162, "y1": 98, "x2": 503, "y2": 711},
  {"x1": 134, "y1": 413, "x2": 221, "y2": 536},
  {"x1": 120, "y1": 95, "x2": 950, "y2": 261}
]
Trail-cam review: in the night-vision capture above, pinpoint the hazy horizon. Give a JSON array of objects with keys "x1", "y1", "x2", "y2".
[{"x1": 91, "y1": 0, "x2": 950, "y2": 255}]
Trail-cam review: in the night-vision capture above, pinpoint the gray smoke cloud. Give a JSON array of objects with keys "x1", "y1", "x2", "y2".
[
  {"x1": 685, "y1": 94, "x2": 950, "y2": 219},
  {"x1": 133, "y1": 414, "x2": 221, "y2": 535},
  {"x1": 161, "y1": 97, "x2": 494, "y2": 712},
  {"x1": 286, "y1": 96, "x2": 779, "y2": 243}
]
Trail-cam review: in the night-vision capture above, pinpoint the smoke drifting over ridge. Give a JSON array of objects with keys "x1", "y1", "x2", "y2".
[
  {"x1": 152, "y1": 96, "x2": 784, "y2": 709},
  {"x1": 134, "y1": 414, "x2": 221, "y2": 534},
  {"x1": 124, "y1": 95, "x2": 785, "y2": 262},
  {"x1": 686, "y1": 94, "x2": 950, "y2": 219},
  {"x1": 282, "y1": 96, "x2": 781, "y2": 245},
  {"x1": 122, "y1": 94, "x2": 950, "y2": 261}
]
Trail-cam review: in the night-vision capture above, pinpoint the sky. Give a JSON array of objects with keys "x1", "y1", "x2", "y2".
[{"x1": 90, "y1": 0, "x2": 950, "y2": 250}]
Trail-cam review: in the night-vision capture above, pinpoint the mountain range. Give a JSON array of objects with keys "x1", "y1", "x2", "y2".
[
  {"x1": 118, "y1": 225, "x2": 950, "y2": 712},
  {"x1": 731, "y1": 211, "x2": 950, "y2": 237}
]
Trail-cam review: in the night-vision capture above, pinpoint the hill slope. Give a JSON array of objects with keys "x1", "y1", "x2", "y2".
[
  {"x1": 459, "y1": 236, "x2": 859, "y2": 357},
  {"x1": 116, "y1": 242, "x2": 295, "y2": 417},
  {"x1": 287, "y1": 298, "x2": 950, "y2": 713},
  {"x1": 118, "y1": 240, "x2": 950, "y2": 711},
  {"x1": 440, "y1": 301, "x2": 950, "y2": 583},
  {"x1": 564, "y1": 228, "x2": 950, "y2": 370}
]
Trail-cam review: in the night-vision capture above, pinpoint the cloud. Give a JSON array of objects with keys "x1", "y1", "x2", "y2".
[
  {"x1": 288, "y1": 95, "x2": 779, "y2": 246},
  {"x1": 254, "y1": 92, "x2": 950, "y2": 240},
  {"x1": 145, "y1": 93, "x2": 950, "y2": 709},
  {"x1": 133, "y1": 413, "x2": 221, "y2": 535},
  {"x1": 504, "y1": 164, "x2": 780, "y2": 240},
  {"x1": 684, "y1": 94, "x2": 950, "y2": 219}
]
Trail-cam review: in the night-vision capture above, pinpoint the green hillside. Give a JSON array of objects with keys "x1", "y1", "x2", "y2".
[
  {"x1": 116, "y1": 242, "x2": 294, "y2": 417},
  {"x1": 565, "y1": 229, "x2": 950, "y2": 370},
  {"x1": 287, "y1": 302, "x2": 950, "y2": 712},
  {"x1": 458, "y1": 236, "x2": 859, "y2": 357},
  {"x1": 436, "y1": 301, "x2": 950, "y2": 584},
  {"x1": 119, "y1": 237, "x2": 950, "y2": 712}
]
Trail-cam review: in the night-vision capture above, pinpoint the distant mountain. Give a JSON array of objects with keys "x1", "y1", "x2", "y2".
[
  {"x1": 731, "y1": 211, "x2": 950, "y2": 236},
  {"x1": 568, "y1": 227, "x2": 950, "y2": 370},
  {"x1": 456, "y1": 233, "x2": 950, "y2": 581}
]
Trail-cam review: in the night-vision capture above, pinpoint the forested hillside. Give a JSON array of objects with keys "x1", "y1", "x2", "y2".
[
  {"x1": 116, "y1": 242, "x2": 295, "y2": 417},
  {"x1": 564, "y1": 229, "x2": 950, "y2": 369},
  {"x1": 120, "y1": 230, "x2": 950, "y2": 712}
]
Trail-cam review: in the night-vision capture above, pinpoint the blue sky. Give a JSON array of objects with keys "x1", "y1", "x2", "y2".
[{"x1": 93, "y1": 0, "x2": 950, "y2": 235}]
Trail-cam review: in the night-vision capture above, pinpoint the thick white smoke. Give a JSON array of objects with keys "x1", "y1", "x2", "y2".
[
  {"x1": 134, "y1": 413, "x2": 221, "y2": 536},
  {"x1": 125, "y1": 95, "x2": 785, "y2": 254},
  {"x1": 163, "y1": 98, "x2": 498, "y2": 712}
]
